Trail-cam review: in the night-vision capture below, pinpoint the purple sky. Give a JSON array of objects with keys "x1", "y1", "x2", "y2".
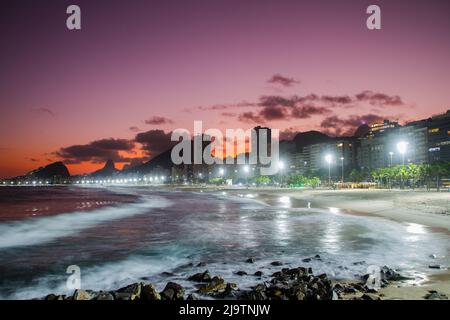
[{"x1": 0, "y1": 0, "x2": 449, "y2": 177}]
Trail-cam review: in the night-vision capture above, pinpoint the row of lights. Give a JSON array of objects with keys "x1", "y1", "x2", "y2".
[{"x1": 75, "y1": 176, "x2": 166, "y2": 184}]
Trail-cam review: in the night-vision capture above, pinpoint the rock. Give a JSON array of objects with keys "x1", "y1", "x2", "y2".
[
  {"x1": 246, "y1": 258, "x2": 255, "y2": 263},
  {"x1": 220, "y1": 283, "x2": 239, "y2": 298},
  {"x1": 73, "y1": 289, "x2": 95, "y2": 300},
  {"x1": 284, "y1": 267, "x2": 308, "y2": 278},
  {"x1": 254, "y1": 271, "x2": 263, "y2": 277},
  {"x1": 141, "y1": 284, "x2": 161, "y2": 300},
  {"x1": 430, "y1": 254, "x2": 438, "y2": 259},
  {"x1": 271, "y1": 261, "x2": 283, "y2": 266},
  {"x1": 161, "y1": 282, "x2": 185, "y2": 300},
  {"x1": 95, "y1": 291, "x2": 114, "y2": 300},
  {"x1": 197, "y1": 276, "x2": 226, "y2": 294},
  {"x1": 196, "y1": 262, "x2": 207, "y2": 267},
  {"x1": 235, "y1": 271, "x2": 247, "y2": 276},
  {"x1": 302, "y1": 258, "x2": 312, "y2": 263},
  {"x1": 314, "y1": 254, "x2": 321, "y2": 259},
  {"x1": 380, "y1": 266, "x2": 412, "y2": 281},
  {"x1": 114, "y1": 292, "x2": 132, "y2": 300},
  {"x1": 44, "y1": 294, "x2": 58, "y2": 301},
  {"x1": 161, "y1": 271, "x2": 175, "y2": 277},
  {"x1": 424, "y1": 290, "x2": 448, "y2": 300},
  {"x1": 188, "y1": 270, "x2": 211, "y2": 282},
  {"x1": 186, "y1": 293, "x2": 200, "y2": 300},
  {"x1": 352, "y1": 261, "x2": 365, "y2": 265},
  {"x1": 332, "y1": 290, "x2": 339, "y2": 300},
  {"x1": 360, "y1": 293, "x2": 381, "y2": 300},
  {"x1": 116, "y1": 283, "x2": 142, "y2": 300},
  {"x1": 428, "y1": 265, "x2": 442, "y2": 269}
]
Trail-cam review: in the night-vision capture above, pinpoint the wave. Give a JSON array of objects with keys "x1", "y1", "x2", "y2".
[{"x1": 0, "y1": 195, "x2": 171, "y2": 249}]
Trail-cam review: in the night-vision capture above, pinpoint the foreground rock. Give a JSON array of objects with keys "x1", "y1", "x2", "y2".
[{"x1": 40, "y1": 263, "x2": 417, "y2": 300}]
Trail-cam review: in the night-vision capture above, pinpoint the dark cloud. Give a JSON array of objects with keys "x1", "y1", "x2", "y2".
[
  {"x1": 238, "y1": 112, "x2": 265, "y2": 123},
  {"x1": 291, "y1": 105, "x2": 331, "y2": 119},
  {"x1": 236, "y1": 96, "x2": 332, "y2": 123},
  {"x1": 56, "y1": 138, "x2": 134, "y2": 164},
  {"x1": 355, "y1": 90, "x2": 404, "y2": 106},
  {"x1": 144, "y1": 116, "x2": 174, "y2": 125},
  {"x1": 267, "y1": 74, "x2": 300, "y2": 87},
  {"x1": 129, "y1": 126, "x2": 141, "y2": 132},
  {"x1": 135, "y1": 129, "x2": 176, "y2": 156},
  {"x1": 320, "y1": 114, "x2": 385, "y2": 136},
  {"x1": 259, "y1": 105, "x2": 288, "y2": 121}
]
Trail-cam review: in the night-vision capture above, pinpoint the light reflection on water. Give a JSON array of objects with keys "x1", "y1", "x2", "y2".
[{"x1": 0, "y1": 187, "x2": 449, "y2": 299}]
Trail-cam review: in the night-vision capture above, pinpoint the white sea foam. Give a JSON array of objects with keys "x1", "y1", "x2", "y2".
[{"x1": 0, "y1": 195, "x2": 171, "y2": 249}]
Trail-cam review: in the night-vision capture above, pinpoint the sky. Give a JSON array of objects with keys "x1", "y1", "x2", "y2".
[{"x1": 0, "y1": 0, "x2": 449, "y2": 177}]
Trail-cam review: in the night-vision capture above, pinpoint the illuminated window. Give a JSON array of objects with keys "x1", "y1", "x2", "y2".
[
  {"x1": 428, "y1": 128, "x2": 439, "y2": 133},
  {"x1": 337, "y1": 143, "x2": 343, "y2": 147}
]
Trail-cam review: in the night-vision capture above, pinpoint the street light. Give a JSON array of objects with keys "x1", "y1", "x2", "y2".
[
  {"x1": 325, "y1": 154, "x2": 333, "y2": 187},
  {"x1": 389, "y1": 152, "x2": 394, "y2": 167},
  {"x1": 397, "y1": 141, "x2": 408, "y2": 165},
  {"x1": 340, "y1": 157, "x2": 344, "y2": 183},
  {"x1": 278, "y1": 161, "x2": 285, "y2": 186},
  {"x1": 219, "y1": 168, "x2": 225, "y2": 176}
]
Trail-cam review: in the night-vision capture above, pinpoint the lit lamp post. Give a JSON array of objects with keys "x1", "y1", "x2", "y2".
[
  {"x1": 325, "y1": 154, "x2": 332, "y2": 187},
  {"x1": 278, "y1": 160, "x2": 284, "y2": 187},
  {"x1": 397, "y1": 141, "x2": 408, "y2": 165},
  {"x1": 219, "y1": 168, "x2": 225, "y2": 185},
  {"x1": 389, "y1": 151, "x2": 394, "y2": 167},
  {"x1": 340, "y1": 157, "x2": 344, "y2": 183},
  {"x1": 241, "y1": 165, "x2": 250, "y2": 186}
]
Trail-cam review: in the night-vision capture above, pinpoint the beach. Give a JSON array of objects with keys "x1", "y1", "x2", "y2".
[
  {"x1": 0, "y1": 185, "x2": 449, "y2": 300},
  {"x1": 195, "y1": 186, "x2": 450, "y2": 300}
]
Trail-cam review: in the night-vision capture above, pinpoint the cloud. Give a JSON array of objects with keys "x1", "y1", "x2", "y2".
[
  {"x1": 235, "y1": 95, "x2": 332, "y2": 123},
  {"x1": 32, "y1": 108, "x2": 55, "y2": 117},
  {"x1": 129, "y1": 126, "x2": 141, "y2": 132},
  {"x1": 134, "y1": 129, "x2": 175, "y2": 156},
  {"x1": 238, "y1": 112, "x2": 265, "y2": 123},
  {"x1": 56, "y1": 138, "x2": 134, "y2": 164},
  {"x1": 144, "y1": 116, "x2": 174, "y2": 125},
  {"x1": 267, "y1": 74, "x2": 300, "y2": 87},
  {"x1": 355, "y1": 90, "x2": 404, "y2": 106},
  {"x1": 259, "y1": 105, "x2": 288, "y2": 121},
  {"x1": 291, "y1": 105, "x2": 331, "y2": 119},
  {"x1": 221, "y1": 112, "x2": 237, "y2": 117},
  {"x1": 320, "y1": 114, "x2": 386, "y2": 136}
]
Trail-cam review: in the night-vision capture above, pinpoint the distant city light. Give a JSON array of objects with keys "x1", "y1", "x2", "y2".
[
  {"x1": 243, "y1": 165, "x2": 250, "y2": 173},
  {"x1": 325, "y1": 154, "x2": 333, "y2": 164}
]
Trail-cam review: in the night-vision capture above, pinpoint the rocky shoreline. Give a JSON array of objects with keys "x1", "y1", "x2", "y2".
[{"x1": 40, "y1": 262, "x2": 447, "y2": 301}]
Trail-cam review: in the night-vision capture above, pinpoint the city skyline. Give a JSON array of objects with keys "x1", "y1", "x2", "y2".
[{"x1": 1, "y1": 0, "x2": 450, "y2": 177}]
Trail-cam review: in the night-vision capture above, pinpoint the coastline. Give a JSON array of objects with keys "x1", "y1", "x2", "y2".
[
  {"x1": 196, "y1": 186, "x2": 450, "y2": 300},
  {"x1": 4, "y1": 185, "x2": 449, "y2": 300}
]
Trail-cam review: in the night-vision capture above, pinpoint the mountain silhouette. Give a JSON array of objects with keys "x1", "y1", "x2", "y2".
[{"x1": 26, "y1": 161, "x2": 70, "y2": 180}]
